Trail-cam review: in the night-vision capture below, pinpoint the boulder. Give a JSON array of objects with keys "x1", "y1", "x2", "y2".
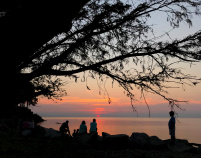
[
  {"x1": 197, "y1": 145, "x2": 201, "y2": 154},
  {"x1": 102, "y1": 132, "x2": 110, "y2": 137},
  {"x1": 0, "y1": 122, "x2": 9, "y2": 133},
  {"x1": 97, "y1": 135, "x2": 102, "y2": 142},
  {"x1": 22, "y1": 129, "x2": 33, "y2": 136},
  {"x1": 32, "y1": 125, "x2": 62, "y2": 138},
  {"x1": 44, "y1": 128, "x2": 62, "y2": 138},
  {"x1": 130, "y1": 132, "x2": 149, "y2": 146},
  {"x1": 167, "y1": 139, "x2": 196, "y2": 153},
  {"x1": 103, "y1": 134, "x2": 129, "y2": 144},
  {"x1": 32, "y1": 125, "x2": 46, "y2": 138},
  {"x1": 148, "y1": 136, "x2": 165, "y2": 149},
  {"x1": 77, "y1": 132, "x2": 98, "y2": 144}
]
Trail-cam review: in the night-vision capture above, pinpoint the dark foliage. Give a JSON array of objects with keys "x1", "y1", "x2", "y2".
[{"x1": 0, "y1": 0, "x2": 201, "y2": 114}]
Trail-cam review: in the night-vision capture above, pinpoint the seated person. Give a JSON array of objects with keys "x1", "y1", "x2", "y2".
[
  {"x1": 89, "y1": 118, "x2": 97, "y2": 133},
  {"x1": 72, "y1": 129, "x2": 77, "y2": 137},
  {"x1": 79, "y1": 120, "x2": 87, "y2": 134}
]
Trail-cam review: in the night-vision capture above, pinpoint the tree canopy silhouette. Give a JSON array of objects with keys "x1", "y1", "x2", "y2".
[{"x1": 1, "y1": 0, "x2": 201, "y2": 114}]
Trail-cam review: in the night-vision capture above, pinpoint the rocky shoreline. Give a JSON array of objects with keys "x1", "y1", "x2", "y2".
[
  {"x1": 1, "y1": 124, "x2": 200, "y2": 158},
  {"x1": 0, "y1": 126, "x2": 201, "y2": 158},
  {"x1": 1, "y1": 107, "x2": 200, "y2": 157},
  {"x1": 1, "y1": 116, "x2": 201, "y2": 158},
  {"x1": 33, "y1": 125, "x2": 201, "y2": 153}
]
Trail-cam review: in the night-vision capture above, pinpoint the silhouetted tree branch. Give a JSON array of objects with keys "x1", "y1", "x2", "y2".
[{"x1": 1, "y1": 0, "x2": 201, "y2": 115}]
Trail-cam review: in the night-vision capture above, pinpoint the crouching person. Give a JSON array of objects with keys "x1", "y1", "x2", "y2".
[{"x1": 59, "y1": 120, "x2": 71, "y2": 138}]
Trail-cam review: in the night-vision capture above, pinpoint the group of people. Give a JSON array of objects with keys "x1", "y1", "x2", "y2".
[
  {"x1": 59, "y1": 111, "x2": 176, "y2": 145},
  {"x1": 59, "y1": 118, "x2": 97, "y2": 137}
]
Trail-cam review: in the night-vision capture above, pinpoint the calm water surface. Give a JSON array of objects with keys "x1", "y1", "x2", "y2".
[{"x1": 38, "y1": 117, "x2": 201, "y2": 144}]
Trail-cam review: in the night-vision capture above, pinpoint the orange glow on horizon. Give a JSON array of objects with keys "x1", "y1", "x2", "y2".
[
  {"x1": 38, "y1": 96, "x2": 201, "y2": 108},
  {"x1": 33, "y1": 67, "x2": 201, "y2": 117},
  {"x1": 39, "y1": 97, "x2": 121, "y2": 105},
  {"x1": 94, "y1": 108, "x2": 106, "y2": 115},
  {"x1": 36, "y1": 84, "x2": 201, "y2": 117}
]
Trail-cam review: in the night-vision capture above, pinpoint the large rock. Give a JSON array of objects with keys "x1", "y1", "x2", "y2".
[
  {"x1": 77, "y1": 132, "x2": 98, "y2": 144},
  {"x1": 148, "y1": 136, "x2": 165, "y2": 149},
  {"x1": 22, "y1": 129, "x2": 32, "y2": 136},
  {"x1": 102, "y1": 132, "x2": 129, "y2": 147},
  {"x1": 0, "y1": 121, "x2": 9, "y2": 133},
  {"x1": 102, "y1": 132, "x2": 110, "y2": 137},
  {"x1": 130, "y1": 132, "x2": 149, "y2": 146},
  {"x1": 32, "y1": 125, "x2": 46, "y2": 138},
  {"x1": 103, "y1": 134, "x2": 129, "y2": 144},
  {"x1": 167, "y1": 139, "x2": 196, "y2": 153},
  {"x1": 32, "y1": 125, "x2": 62, "y2": 138},
  {"x1": 44, "y1": 128, "x2": 62, "y2": 138},
  {"x1": 197, "y1": 145, "x2": 201, "y2": 154}
]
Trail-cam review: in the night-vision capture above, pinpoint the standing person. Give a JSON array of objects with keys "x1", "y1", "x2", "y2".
[
  {"x1": 168, "y1": 111, "x2": 176, "y2": 145},
  {"x1": 79, "y1": 120, "x2": 87, "y2": 134},
  {"x1": 89, "y1": 118, "x2": 97, "y2": 133},
  {"x1": 59, "y1": 120, "x2": 71, "y2": 136}
]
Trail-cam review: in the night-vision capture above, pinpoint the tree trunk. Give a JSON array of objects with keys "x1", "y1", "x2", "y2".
[{"x1": 0, "y1": 0, "x2": 90, "y2": 108}]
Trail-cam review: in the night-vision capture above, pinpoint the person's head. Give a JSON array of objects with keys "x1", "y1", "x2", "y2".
[
  {"x1": 93, "y1": 118, "x2": 96, "y2": 122},
  {"x1": 82, "y1": 120, "x2": 86, "y2": 124},
  {"x1": 169, "y1": 111, "x2": 174, "y2": 117},
  {"x1": 66, "y1": 120, "x2": 69, "y2": 124}
]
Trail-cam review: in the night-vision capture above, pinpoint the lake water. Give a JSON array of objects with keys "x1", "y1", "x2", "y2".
[{"x1": 38, "y1": 117, "x2": 201, "y2": 144}]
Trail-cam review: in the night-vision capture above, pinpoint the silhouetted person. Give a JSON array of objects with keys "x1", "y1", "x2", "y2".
[
  {"x1": 79, "y1": 120, "x2": 87, "y2": 134},
  {"x1": 76, "y1": 129, "x2": 79, "y2": 134},
  {"x1": 21, "y1": 118, "x2": 35, "y2": 136},
  {"x1": 168, "y1": 111, "x2": 175, "y2": 145},
  {"x1": 89, "y1": 118, "x2": 97, "y2": 133},
  {"x1": 72, "y1": 129, "x2": 77, "y2": 137},
  {"x1": 59, "y1": 120, "x2": 71, "y2": 136}
]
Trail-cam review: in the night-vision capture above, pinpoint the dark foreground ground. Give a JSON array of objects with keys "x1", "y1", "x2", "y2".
[{"x1": 0, "y1": 132, "x2": 200, "y2": 158}]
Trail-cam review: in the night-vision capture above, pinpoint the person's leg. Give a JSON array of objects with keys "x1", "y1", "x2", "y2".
[
  {"x1": 170, "y1": 135, "x2": 175, "y2": 145},
  {"x1": 172, "y1": 135, "x2": 175, "y2": 144}
]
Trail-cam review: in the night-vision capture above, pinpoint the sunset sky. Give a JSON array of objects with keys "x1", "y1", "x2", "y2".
[
  {"x1": 32, "y1": 62, "x2": 201, "y2": 118},
  {"x1": 32, "y1": 4, "x2": 201, "y2": 118}
]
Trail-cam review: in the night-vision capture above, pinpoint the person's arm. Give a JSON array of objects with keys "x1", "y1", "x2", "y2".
[
  {"x1": 168, "y1": 118, "x2": 172, "y2": 129},
  {"x1": 169, "y1": 117, "x2": 175, "y2": 129},
  {"x1": 68, "y1": 128, "x2": 71, "y2": 136},
  {"x1": 172, "y1": 117, "x2": 175, "y2": 127}
]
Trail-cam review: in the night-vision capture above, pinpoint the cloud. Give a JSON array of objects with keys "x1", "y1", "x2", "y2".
[
  {"x1": 39, "y1": 96, "x2": 121, "y2": 106},
  {"x1": 189, "y1": 100, "x2": 201, "y2": 105},
  {"x1": 34, "y1": 93, "x2": 201, "y2": 118}
]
